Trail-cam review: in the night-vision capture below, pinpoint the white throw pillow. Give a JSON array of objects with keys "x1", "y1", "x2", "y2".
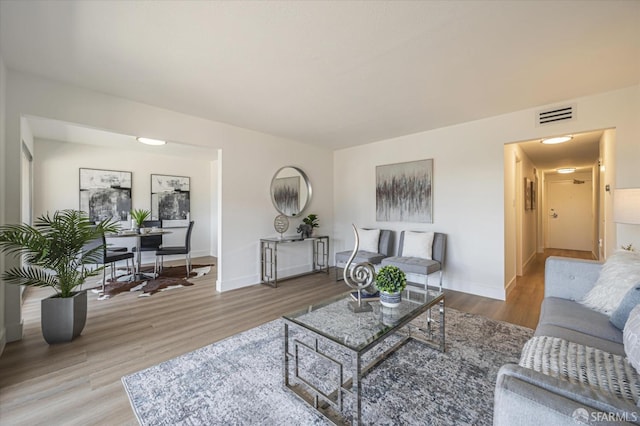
[
  {"x1": 358, "y1": 228, "x2": 380, "y2": 253},
  {"x1": 624, "y1": 304, "x2": 640, "y2": 373},
  {"x1": 581, "y1": 250, "x2": 640, "y2": 316},
  {"x1": 402, "y1": 231, "x2": 434, "y2": 260}
]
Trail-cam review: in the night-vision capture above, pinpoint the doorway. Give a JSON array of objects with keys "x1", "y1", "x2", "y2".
[
  {"x1": 504, "y1": 128, "x2": 612, "y2": 294},
  {"x1": 546, "y1": 175, "x2": 593, "y2": 251}
]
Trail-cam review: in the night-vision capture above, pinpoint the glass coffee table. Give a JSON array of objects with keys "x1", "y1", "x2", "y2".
[{"x1": 283, "y1": 288, "x2": 445, "y2": 425}]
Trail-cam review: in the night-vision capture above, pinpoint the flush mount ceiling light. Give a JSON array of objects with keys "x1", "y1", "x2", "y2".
[
  {"x1": 136, "y1": 137, "x2": 166, "y2": 146},
  {"x1": 557, "y1": 168, "x2": 576, "y2": 174},
  {"x1": 541, "y1": 135, "x2": 573, "y2": 145}
]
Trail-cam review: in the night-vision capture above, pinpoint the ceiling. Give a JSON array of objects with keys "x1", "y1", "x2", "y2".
[
  {"x1": 26, "y1": 116, "x2": 218, "y2": 160},
  {"x1": 516, "y1": 130, "x2": 603, "y2": 174},
  {"x1": 1, "y1": 1, "x2": 639, "y2": 159}
]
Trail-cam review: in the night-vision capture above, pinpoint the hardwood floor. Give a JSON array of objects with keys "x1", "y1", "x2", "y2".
[{"x1": 0, "y1": 250, "x2": 594, "y2": 424}]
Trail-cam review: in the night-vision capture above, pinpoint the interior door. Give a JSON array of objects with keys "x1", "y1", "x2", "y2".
[{"x1": 547, "y1": 179, "x2": 593, "y2": 251}]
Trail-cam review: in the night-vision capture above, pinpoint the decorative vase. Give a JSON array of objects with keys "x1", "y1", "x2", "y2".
[
  {"x1": 380, "y1": 290, "x2": 401, "y2": 308},
  {"x1": 380, "y1": 305, "x2": 400, "y2": 326},
  {"x1": 41, "y1": 291, "x2": 87, "y2": 344}
]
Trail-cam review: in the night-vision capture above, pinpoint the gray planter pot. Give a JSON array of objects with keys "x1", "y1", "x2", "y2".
[{"x1": 41, "y1": 291, "x2": 87, "y2": 344}]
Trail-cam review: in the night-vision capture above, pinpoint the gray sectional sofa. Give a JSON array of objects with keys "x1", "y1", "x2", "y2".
[{"x1": 494, "y1": 256, "x2": 640, "y2": 425}]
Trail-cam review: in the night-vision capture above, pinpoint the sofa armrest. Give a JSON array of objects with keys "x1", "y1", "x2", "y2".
[
  {"x1": 495, "y1": 364, "x2": 640, "y2": 425},
  {"x1": 544, "y1": 256, "x2": 602, "y2": 301}
]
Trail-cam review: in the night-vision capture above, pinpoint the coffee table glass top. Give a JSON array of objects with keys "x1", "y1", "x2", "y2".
[{"x1": 283, "y1": 289, "x2": 443, "y2": 352}]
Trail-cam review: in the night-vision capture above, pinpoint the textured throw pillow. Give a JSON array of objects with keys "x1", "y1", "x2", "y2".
[
  {"x1": 624, "y1": 305, "x2": 640, "y2": 373},
  {"x1": 611, "y1": 284, "x2": 640, "y2": 330},
  {"x1": 358, "y1": 228, "x2": 380, "y2": 253},
  {"x1": 402, "y1": 231, "x2": 434, "y2": 259},
  {"x1": 580, "y1": 250, "x2": 640, "y2": 316}
]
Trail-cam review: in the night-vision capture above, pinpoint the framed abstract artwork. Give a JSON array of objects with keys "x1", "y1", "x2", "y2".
[
  {"x1": 271, "y1": 176, "x2": 300, "y2": 217},
  {"x1": 79, "y1": 168, "x2": 132, "y2": 225},
  {"x1": 376, "y1": 159, "x2": 433, "y2": 223},
  {"x1": 151, "y1": 174, "x2": 190, "y2": 227},
  {"x1": 524, "y1": 178, "x2": 532, "y2": 210},
  {"x1": 530, "y1": 180, "x2": 537, "y2": 210}
]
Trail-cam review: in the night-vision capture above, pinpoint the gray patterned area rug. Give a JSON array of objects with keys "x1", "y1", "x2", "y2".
[{"x1": 122, "y1": 308, "x2": 532, "y2": 425}]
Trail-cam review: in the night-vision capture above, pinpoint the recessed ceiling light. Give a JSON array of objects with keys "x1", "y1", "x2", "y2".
[
  {"x1": 541, "y1": 135, "x2": 573, "y2": 145},
  {"x1": 557, "y1": 168, "x2": 576, "y2": 174},
  {"x1": 137, "y1": 137, "x2": 166, "y2": 146}
]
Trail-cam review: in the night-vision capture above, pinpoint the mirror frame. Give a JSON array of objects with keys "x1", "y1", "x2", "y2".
[{"x1": 270, "y1": 166, "x2": 312, "y2": 217}]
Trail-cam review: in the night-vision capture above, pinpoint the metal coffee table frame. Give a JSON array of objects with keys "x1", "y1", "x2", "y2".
[{"x1": 283, "y1": 290, "x2": 445, "y2": 425}]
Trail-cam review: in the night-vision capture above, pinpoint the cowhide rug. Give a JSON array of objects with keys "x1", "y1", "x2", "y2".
[{"x1": 93, "y1": 264, "x2": 213, "y2": 300}]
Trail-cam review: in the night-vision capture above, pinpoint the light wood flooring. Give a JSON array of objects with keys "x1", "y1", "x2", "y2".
[{"x1": 0, "y1": 249, "x2": 594, "y2": 425}]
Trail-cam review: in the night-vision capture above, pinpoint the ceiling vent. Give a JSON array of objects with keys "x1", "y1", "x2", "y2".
[{"x1": 536, "y1": 104, "x2": 576, "y2": 126}]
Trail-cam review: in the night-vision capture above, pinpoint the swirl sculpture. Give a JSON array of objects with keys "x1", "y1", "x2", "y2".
[{"x1": 343, "y1": 224, "x2": 376, "y2": 312}]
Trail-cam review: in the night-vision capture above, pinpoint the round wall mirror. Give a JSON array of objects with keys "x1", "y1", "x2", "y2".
[{"x1": 270, "y1": 166, "x2": 312, "y2": 217}]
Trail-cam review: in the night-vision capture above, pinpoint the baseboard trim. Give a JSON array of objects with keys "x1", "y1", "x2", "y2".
[
  {"x1": 523, "y1": 252, "x2": 536, "y2": 275},
  {"x1": 5, "y1": 320, "x2": 23, "y2": 343},
  {"x1": 505, "y1": 275, "x2": 517, "y2": 299}
]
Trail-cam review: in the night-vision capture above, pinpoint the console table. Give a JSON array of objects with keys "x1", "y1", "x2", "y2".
[{"x1": 260, "y1": 235, "x2": 329, "y2": 287}]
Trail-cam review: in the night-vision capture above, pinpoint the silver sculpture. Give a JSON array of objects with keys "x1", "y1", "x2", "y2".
[{"x1": 343, "y1": 224, "x2": 376, "y2": 312}]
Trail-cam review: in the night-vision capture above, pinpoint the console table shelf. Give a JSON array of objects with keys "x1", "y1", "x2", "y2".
[{"x1": 260, "y1": 235, "x2": 330, "y2": 287}]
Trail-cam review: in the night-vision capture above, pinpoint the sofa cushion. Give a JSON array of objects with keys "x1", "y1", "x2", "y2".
[
  {"x1": 534, "y1": 324, "x2": 625, "y2": 356},
  {"x1": 381, "y1": 256, "x2": 441, "y2": 275},
  {"x1": 358, "y1": 228, "x2": 380, "y2": 253},
  {"x1": 538, "y1": 297, "x2": 623, "y2": 344},
  {"x1": 519, "y1": 336, "x2": 640, "y2": 402},
  {"x1": 402, "y1": 231, "x2": 434, "y2": 259},
  {"x1": 611, "y1": 284, "x2": 640, "y2": 330},
  {"x1": 335, "y1": 250, "x2": 386, "y2": 265},
  {"x1": 624, "y1": 305, "x2": 640, "y2": 374},
  {"x1": 580, "y1": 250, "x2": 640, "y2": 316}
]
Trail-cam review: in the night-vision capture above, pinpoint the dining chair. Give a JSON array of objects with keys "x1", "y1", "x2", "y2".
[
  {"x1": 154, "y1": 221, "x2": 194, "y2": 278},
  {"x1": 83, "y1": 233, "x2": 135, "y2": 294},
  {"x1": 132, "y1": 220, "x2": 163, "y2": 254}
]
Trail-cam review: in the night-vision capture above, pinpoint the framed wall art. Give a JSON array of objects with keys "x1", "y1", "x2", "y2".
[
  {"x1": 524, "y1": 178, "x2": 532, "y2": 210},
  {"x1": 271, "y1": 175, "x2": 300, "y2": 217},
  {"x1": 79, "y1": 168, "x2": 132, "y2": 225},
  {"x1": 151, "y1": 174, "x2": 190, "y2": 227},
  {"x1": 376, "y1": 159, "x2": 433, "y2": 223}
]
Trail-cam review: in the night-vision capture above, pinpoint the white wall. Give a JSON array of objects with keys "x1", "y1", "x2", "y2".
[
  {"x1": 33, "y1": 139, "x2": 217, "y2": 263},
  {"x1": 600, "y1": 129, "x2": 616, "y2": 257},
  {"x1": 3, "y1": 71, "x2": 333, "y2": 324},
  {"x1": 504, "y1": 143, "x2": 537, "y2": 285},
  {"x1": 334, "y1": 85, "x2": 640, "y2": 301},
  {"x1": 0, "y1": 53, "x2": 7, "y2": 352}
]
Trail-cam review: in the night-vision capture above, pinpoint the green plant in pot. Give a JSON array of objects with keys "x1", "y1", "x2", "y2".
[
  {"x1": 130, "y1": 208, "x2": 151, "y2": 231},
  {"x1": 0, "y1": 210, "x2": 118, "y2": 344},
  {"x1": 297, "y1": 213, "x2": 319, "y2": 238},
  {"x1": 375, "y1": 265, "x2": 407, "y2": 308}
]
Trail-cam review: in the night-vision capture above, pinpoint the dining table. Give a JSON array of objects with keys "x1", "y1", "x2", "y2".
[{"x1": 106, "y1": 228, "x2": 172, "y2": 280}]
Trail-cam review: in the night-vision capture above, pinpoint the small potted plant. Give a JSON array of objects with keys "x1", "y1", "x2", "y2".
[
  {"x1": 375, "y1": 265, "x2": 407, "y2": 308},
  {"x1": 302, "y1": 213, "x2": 320, "y2": 237},
  {"x1": 130, "y1": 208, "x2": 150, "y2": 232}
]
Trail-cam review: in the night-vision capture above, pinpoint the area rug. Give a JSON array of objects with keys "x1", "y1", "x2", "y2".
[
  {"x1": 97, "y1": 264, "x2": 213, "y2": 299},
  {"x1": 122, "y1": 308, "x2": 532, "y2": 425}
]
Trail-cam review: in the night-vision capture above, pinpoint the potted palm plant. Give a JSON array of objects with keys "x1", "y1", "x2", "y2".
[
  {"x1": 0, "y1": 210, "x2": 118, "y2": 344},
  {"x1": 375, "y1": 265, "x2": 407, "y2": 308}
]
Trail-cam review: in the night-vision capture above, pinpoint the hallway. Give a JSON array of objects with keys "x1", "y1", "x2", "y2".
[{"x1": 444, "y1": 248, "x2": 595, "y2": 329}]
